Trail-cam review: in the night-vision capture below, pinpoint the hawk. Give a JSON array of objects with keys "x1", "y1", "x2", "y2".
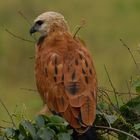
[{"x1": 30, "y1": 11, "x2": 97, "y2": 139}]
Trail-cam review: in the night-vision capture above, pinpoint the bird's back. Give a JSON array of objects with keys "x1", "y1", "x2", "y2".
[{"x1": 35, "y1": 31, "x2": 97, "y2": 133}]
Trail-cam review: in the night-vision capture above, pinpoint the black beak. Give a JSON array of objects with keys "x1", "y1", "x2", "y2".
[{"x1": 30, "y1": 25, "x2": 37, "y2": 35}]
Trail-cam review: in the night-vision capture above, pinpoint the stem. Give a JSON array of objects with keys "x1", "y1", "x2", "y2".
[
  {"x1": 73, "y1": 19, "x2": 86, "y2": 38},
  {"x1": 104, "y1": 65, "x2": 119, "y2": 109},
  {"x1": 18, "y1": 11, "x2": 37, "y2": 41},
  {"x1": 120, "y1": 39, "x2": 140, "y2": 74},
  {"x1": 0, "y1": 99, "x2": 16, "y2": 128},
  {"x1": 18, "y1": 11, "x2": 32, "y2": 26}
]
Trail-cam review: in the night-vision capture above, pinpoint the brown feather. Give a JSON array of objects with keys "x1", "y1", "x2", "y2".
[
  {"x1": 80, "y1": 96, "x2": 96, "y2": 126},
  {"x1": 35, "y1": 31, "x2": 97, "y2": 132},
  {"x1": 62, "y1": 106, "x2": 81, "y2": 129}
]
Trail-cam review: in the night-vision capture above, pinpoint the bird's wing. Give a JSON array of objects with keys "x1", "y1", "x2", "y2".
[
  {"x1": 63, "y1": 46, "x2": 97, "y2": 129},
  {"x1": 38, "y1": 33, "x2": 97, "y2": 131}
]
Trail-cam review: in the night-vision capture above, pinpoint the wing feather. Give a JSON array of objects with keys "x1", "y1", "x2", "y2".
[{"x1": 35, "y1": 32, "x2": 97, "y2": 131}]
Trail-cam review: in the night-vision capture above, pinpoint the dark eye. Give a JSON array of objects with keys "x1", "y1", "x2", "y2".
[{"x1": 36, "y1": 20, "x2": 43, "y2": 25}]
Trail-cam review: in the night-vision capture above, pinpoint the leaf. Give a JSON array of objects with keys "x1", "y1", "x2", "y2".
[
  {"x1": 136, "y1": 86, "x2": 140, "y2": 93},
  {"x1": 4, "y1": 128, "x2": 16, "y2": 138},
  {"x1": 0, "y1": 136, "x2": 5, "y2": 140},
  {"x1": 18, "y1": 134, "x2": 25, "y2": 140},
  {"x1": 57, "y1": 133, "x2": 71, "y2": 140},
  {"x1": 35, "y1": 115, "x2": 45, "y2": 128},
  {"x1": 104, "y1": 114, "x2": 117, "y2": 124},
  {"x1": 132, "y1": 79, "x2": 140, "y2": 93},
  {"x1": 120, "y1": 96, "x2": 140, "y2": 124},
  {"x1": 20, "y1": 120, "x2": 37, "y2": 139},
  {"x1": 67, "y1": 129, "x2": 73, "y2": 135},
  {"x1": 49, "y1": 115, "x2": 65, "y2": 123},
  {"x1": 134, "y1": 123, "x2": 140, "y2": 130},
  {"x1": 37, "y1": 127, "x2": 55, "y2": 140}
]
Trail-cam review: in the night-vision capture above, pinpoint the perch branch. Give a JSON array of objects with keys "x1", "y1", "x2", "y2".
[{"x1": 95, "y1": 125, "x2": 139, "y2": 140}]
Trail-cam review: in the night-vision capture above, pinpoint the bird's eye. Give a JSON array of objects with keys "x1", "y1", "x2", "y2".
[{"x1": 36, "y1": 20, "x2": 44, "y2": 25}]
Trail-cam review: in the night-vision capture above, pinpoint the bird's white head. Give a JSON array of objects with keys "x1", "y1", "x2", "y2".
[{"x1": 30, "y1": 11, "x2": 69, "y2": 36}]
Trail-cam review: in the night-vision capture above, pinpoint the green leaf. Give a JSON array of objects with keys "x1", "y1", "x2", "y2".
[
  {"x1": 134, "y1": 123, "x2": 140, "y2": 130},
  {"x1": 35, "y1": 115, "x2": 45, "y2": 128},
  {"x1": 49, "y1": 115, "x2": 65, "y2": 123},
  {"x1": 37, "y1": 127, "x2": 55, "y2": 140},
  {"x1": 104, "y1": 114, "x2": 117, "y2": 124},
  {"x1": 57, "y1": 133, "x2": 71, "y2": 140},
  {"x1": 4, "y1": 128, "x2": 16, "y2": 138},
  {"x1": 136, "y1": 86, "x2": 140, "y2": 93},
  {"x1": 132, "y1": 79, "x2": 140, "y2": 93},
  {"x1": 20, "y1": 120, "x2": 37, "y2": 139},
  {"x1": 120, "y1": 96, "x2": 140, "y2": 124},
  {"x1": 67, "y1": 129, "x2": 73, "y2": 135},
  {"x1": 18, "y1": 134, "x2": 25, "y2": 140},
  {"x1": 0, "y1": 136, "x2": 5, "y2": 140}
]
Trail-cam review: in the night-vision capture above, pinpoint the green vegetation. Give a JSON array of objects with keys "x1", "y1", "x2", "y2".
[
  {"x1": 0, "y1": 0, "x2": 140, "y2": 119},
  {"x1": 0, "y1": 115, "x2": 72, "y2": 140},
  {"x1": 0, "y1": 95, "x2": 140, "y2": 139}
]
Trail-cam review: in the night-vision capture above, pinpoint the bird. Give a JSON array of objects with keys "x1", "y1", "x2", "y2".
[{"x1": 30, "y1": 11, "x2": 98, "y2": 140}]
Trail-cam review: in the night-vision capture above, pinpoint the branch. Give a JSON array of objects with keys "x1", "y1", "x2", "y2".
[
  {"x1": 5, "y1": 28, "x2": 35, "y2": 43},
  {"x1": 95, "y1": 125, "x2": 139, "y2": 140},
  {"x1": 120, "y1": 39, "x2": 140, "y2": 74},
  {"x1": 0, "y1": 99, "x2": 16, "y2": 128}
]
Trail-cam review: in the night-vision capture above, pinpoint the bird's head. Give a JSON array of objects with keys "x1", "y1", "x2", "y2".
[{"x1": 30, "y1": 11, "x2": 69, "y2": 36}]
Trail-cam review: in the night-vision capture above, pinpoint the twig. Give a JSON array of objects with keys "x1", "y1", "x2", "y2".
[
  {"x1": 126, "y1": 79, "x2": 132, "y2": 101},
  {"x1": 0, "y1": 125, "x2": 5, "y2": 129},
  {"x1": 29, "y1": 56, "x2": 35, "y2": 59},
  {"x1": 18, "y1": 11, "x2": 37, "y2": 41},
  {"x1": 0, "y1": 99, "x2": 16, "y2": 128},
  {"x1": 73, "y1": 19, "x2": 86, "y2": 38},
  {"x1": 20, "y1": 88, "x2": 37, "y2": 92},
  {"x1": 97, "y1": 107, "x2": 112, "y2": 127},
  {"x1": 2, "y1": 120, "x2": 13, "y2": 124},
  {"x1": 98, "y1": 88, "x2": 119, "y2": 113},
  {"x1": 120, "y1": 39, "x2": 140, "y2": 74},
  {"x1": 18, "y1": 11, "x2": 32, "y2": 26},
  {"x1": 5, "y1": 28, "x2": 34, "y2": 43},
  {"x1": 95, "y1": 125, "x2": 139, "y2": 140},
  {"x1": 104, "y1": 65, "x2": 119, "y2": 109},
  {"x1": 101, "y1": 88, "x2": 139, "y2": 96}
]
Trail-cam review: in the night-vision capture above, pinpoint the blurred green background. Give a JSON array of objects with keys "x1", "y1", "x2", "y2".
[{"x1": 0, "y1": 0, "x2": 140, "y2": 125}]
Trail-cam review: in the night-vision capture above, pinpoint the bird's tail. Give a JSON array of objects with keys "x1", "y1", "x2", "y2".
[{"x1": 72, "y1": 126, "x2": 97, "y2": 140}]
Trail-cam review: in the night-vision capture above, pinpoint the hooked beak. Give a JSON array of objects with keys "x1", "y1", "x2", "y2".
[{"x1": 30, "y1": 24, "x2": 38, "y2": 35}]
